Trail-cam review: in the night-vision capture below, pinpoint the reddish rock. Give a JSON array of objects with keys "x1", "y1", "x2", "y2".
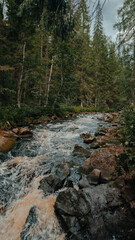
[
  {"x1": 19, "y1": 128, "x2": 33, "y2": 137},
  {"x1": 83, "y1": 145, "x2": 125, "y2": 180},
  {"x1": 0, "y1": 130, "x2": 17, "y2": 152},
  {"x1": 12, "y1": 128, "x2": 19, "y2": 134}
]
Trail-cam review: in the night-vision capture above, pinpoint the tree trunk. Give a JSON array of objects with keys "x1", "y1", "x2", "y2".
[
  {"x1": 45, "y1": 56, "x2": 54, "y2": 107},
  {"x1": 17, "y1": 41, "x2": 26, "y2": 109},
  {"x1": 39, "y1": 33, "x2": 43, "y2": 106},
  {"x1": 52, "y1": 57, "x2": 63, "y2": 110}
]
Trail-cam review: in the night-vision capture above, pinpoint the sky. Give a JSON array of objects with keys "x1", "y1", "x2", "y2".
[
  {"x1": 102, "y1": 0, "x2": 124, "y2": 41},
  {"x1": 90, "y1": 0, "x2": 124, "y2": 41},
  {"x1": 2, "y1": 0, "x2": 124, "y2": 41}
]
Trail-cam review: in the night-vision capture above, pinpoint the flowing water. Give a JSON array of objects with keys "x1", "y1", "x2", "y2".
[{"x1": 0, "y1": 113, "x2": 106, "y2": 240}]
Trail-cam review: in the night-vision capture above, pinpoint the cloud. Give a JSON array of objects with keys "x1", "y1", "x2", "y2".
[{"x1": 102, "y1": 0, "x2": 124, "y2": 41}]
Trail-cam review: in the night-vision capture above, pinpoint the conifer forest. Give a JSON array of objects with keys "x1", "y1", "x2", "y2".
[
  {"x1": 0, "y1": 0, "x2": 134, "y2": 122},
  {"x1": 0, "y1": 1, "x2": 135, "y2": 239}
]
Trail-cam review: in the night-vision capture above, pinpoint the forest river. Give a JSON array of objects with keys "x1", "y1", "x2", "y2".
[{"x1": 0, "y1": 114, "x2": 134, "y2": 240}]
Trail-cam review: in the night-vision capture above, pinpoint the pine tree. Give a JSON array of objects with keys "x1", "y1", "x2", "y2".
[
  {"x1": 6, "y1": 0, "x2": 36, "y2": 108},
  {"x1": 0, "y1": 2, "x2": 16, "y2": 107},
  {"x1": 114, "y1": 0, "x2": 135, "y2": 104},
  {"x1": 92, "y1": 1, "x2": 108, "y2": 108},
  {"x1": 73, "y1": 0, "x2": 93, "y2": 107}
]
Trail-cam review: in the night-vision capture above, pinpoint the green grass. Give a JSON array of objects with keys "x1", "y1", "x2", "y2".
[
  {"x1": 0, "y1": 103, "x2": 116, "y2": 128},
  {"x1": 59, "y1": 104, "x2": 115, "y2": 115}
]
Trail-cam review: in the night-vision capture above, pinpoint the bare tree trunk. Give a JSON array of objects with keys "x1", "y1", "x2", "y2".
[
  {"x1": 81, "y1": 101, "x2": 83, "y2": 108},
  {"x1": 41, "y1": 32, "x2": 43, "y2": 59},
  {"x1": 45, "y1": 56, "x2": 54, "y2": 107},
  {"x1": 44, "y1": 37, "x2": 49, "y2": 103},
  {"x1": 52, "y1": 58, "x2": 63, "y2": 110},
  {"x1": 39, "y1": 33, "x2": 43, "y2": 106},
  {"x1": 17, "y1": 41, "x2": 26, "y2": 109}
]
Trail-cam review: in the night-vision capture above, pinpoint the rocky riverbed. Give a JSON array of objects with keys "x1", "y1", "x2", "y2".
[{"x1": 0, "y1": 113, "x2": 135, "y2": 240}]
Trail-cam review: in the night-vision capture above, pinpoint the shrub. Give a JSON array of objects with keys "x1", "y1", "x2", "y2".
[
  {"x1": 121, "y1": 106, "x2": 135, "y2": 143},
  {"x1": 115, "y1": 150, "x2": 135, "y2": 176}
]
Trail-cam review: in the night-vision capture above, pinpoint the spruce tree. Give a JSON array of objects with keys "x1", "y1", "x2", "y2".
[
  {"x1": 73, "y1": 0, "x2": 92, "y2": 107},
  {"x1": 92, "y1": 1, "x2": 108, "y2": 108},
  {"x1": 114, "y1": 0, "x2": 135, "y2": 104}
]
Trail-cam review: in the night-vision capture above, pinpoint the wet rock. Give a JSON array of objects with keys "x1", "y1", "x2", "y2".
[
  {"x1": 95, "y1": 127, "x2": 108, "y2": 136},
  {"x1": 39, "y1": 162, "x2": 70, "y2": 194},
  {"x1": 0, "y1": 130, "x2": 17, "y2": 152},
  {"x1": 87, "y1": 169, "x2": 101, "y2": 185},
  {"x1": 55, "y1": 185, "x2": 134, "y2": 240},
  {"x1": 78, "y1": 175, "x2": 90, "y2": 189},
  {"x1": 73, "y1": 145, "x2": 91, "y2": 158},
  {"x1": 20, "y1": 206, "x2": 38, "y2": 240},
  {"x1": 66, "y1": 167, "x2": 82, "y2": 186},
  {"x1": 0, "y1": 174, "x2": 19, "y2": 207},
  {"x1": 91, "y1": 126, "x2": 122, "y2": 150},
  {"x1": 90, "y1": 141, "x2": 101, "y2": 149},
  {"x1": 0, "y1": 136, "x2": 16, "y2": 153},
  {"x1": 83, "y1": 146, "x2": 125, "y2": 181},
  {"x1": 84, "y1": 137, "x2": 95, "y2": 144},
  {"x1": 19, "y1": 128, "x2": 33, "y2": 138},
  {"x1": 0, "y1": 164, "x2": 35, "y2": 208},
  {"x1": 29, "y1": 124, "x2": 36, "y2": 130},
  {"x1": 80, "y1": 132, "x2": 91, "y2": 139},
  {"x1": 12, "y1": 128, "x2": 20, "y2": 134}
]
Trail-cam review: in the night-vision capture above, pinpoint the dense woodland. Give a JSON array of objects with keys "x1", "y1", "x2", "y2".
[{"x1": 0, "y1": 0, "x2": 135, "y2": 124}]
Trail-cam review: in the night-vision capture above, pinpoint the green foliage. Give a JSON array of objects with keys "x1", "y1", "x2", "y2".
[
  {"x1": 0, "y1": 105, "x2": 46, "y2": 125},
  {"x1": 115, "y1": 149, "x2": 135, "y2": 175},
  {"x1": 91, "y1": 2, "x2": 120, "y2": 109},
  {"x1": 0, "y1": 0, "x2": 131, "y2": 126},
  {"x1": 114, "y1": 0, "x2": 135, "y2": 106},
  {"x1": 114, "y1": 106, "x2": 135, "y2": 177},
  {"x1": 121, "y1": 106, "x2": 135, "y2": 143}
]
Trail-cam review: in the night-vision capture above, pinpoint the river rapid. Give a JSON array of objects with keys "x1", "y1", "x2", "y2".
[{"x1": 0, "y1": 113, "x2": 107, "y2": 240}]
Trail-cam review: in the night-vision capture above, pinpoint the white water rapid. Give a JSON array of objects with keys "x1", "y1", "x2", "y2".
[{"x1": 0, "y1": 113, "x2": 106, "y2": 240}]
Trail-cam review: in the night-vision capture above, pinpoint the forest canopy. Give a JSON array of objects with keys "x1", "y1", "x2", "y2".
[{"x1": 0, "y1": 0, "x2": 135, "y2": 124}]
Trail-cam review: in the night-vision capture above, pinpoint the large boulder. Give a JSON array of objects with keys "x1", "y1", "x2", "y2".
[
  {"x1": 55, "y1": 185, "x2": 135, "y2": 240},
  {"x1": 0, "y1": 130, "x2": 17, "y2": 152},
  {"x1": 39, "y1": 162, "x2": 70, "y2": 194},
  {"x1": 0, "y1": 127, "x2": 33, "y2": 153},
  {"x1": 83, "y1": 145, "x2": 125, "y2": 181}
]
